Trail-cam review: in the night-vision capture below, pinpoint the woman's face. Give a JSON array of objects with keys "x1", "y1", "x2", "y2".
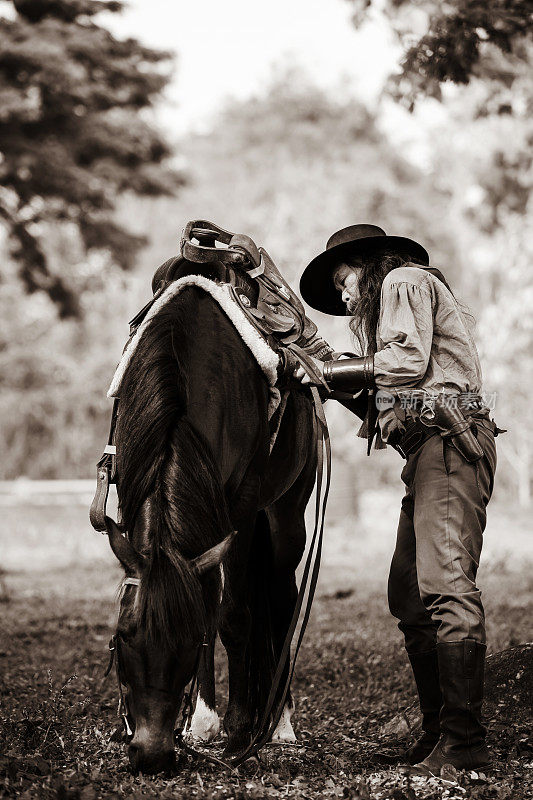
[{"x1": 333, "y1": 263, "x2": 362, "y2": 312}]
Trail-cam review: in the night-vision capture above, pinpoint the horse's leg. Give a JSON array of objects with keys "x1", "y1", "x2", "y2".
[
  {"x1": 219, "y1": 516, "x2": 256, "y2": 756},
  {"x1": 184, "y1": 631, "x2": 220, "y2": 742},
  {"x1": 265, "y1": 462, "x2": 315, "y2": 744},
  {"x1": 265, "y1": 521, "x2": 302, "y2": 744},
  {"x1": 271, "y1": 696, "x2": 296, "y2": 743}
]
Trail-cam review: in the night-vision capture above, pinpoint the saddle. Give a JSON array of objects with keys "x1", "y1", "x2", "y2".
[{"x1": 130, "y1": 220, "x2": 332, "y2": 361}]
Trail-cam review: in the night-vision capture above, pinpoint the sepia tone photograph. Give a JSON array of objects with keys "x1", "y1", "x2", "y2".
[{"x1": 0, "y1": 1, "x2": 531, "y2": 798}]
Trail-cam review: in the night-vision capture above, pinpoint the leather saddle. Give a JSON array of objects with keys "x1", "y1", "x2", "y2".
[{"x1": 130, "y1": 220, "x2": 332, "y2": 360}]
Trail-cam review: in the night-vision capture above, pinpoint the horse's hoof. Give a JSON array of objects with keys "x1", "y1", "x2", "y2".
[
  {"x1": 183, "y1": 698, "x2": 220, "y2": 742},
  {"x1": 271, "y1": 704, "x2": 297, "y2": 743},
  {"x1": 223, "y1": 736, "x2": 251, "y2": 758}
]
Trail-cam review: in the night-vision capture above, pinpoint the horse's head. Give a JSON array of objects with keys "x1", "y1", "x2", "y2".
[{"x1": 105, "y1": 516, "x2": 232, "y2": 774}]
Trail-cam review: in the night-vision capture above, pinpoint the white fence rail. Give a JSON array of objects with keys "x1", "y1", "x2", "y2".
[{"x1": 0, "y1": 479, "x2": 103, "y2": 506}]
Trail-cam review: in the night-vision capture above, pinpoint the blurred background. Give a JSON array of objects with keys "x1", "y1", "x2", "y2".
[{"x1": 0, "y1": 0, "x2": 531, "y2": 570}]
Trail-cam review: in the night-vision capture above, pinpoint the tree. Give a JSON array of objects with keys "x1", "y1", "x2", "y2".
[
  {"x1": 348, "y1": 0, "x2": 533, "y2": 107},
  {"x1": 0, "y1": 0, "x2": 183, "y2": 316},
  {"x1": 476, "y1": 214, "x2": 533, "y2": 506}
]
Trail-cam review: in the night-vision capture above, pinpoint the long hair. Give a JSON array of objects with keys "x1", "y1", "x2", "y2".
[
  {"x1": 347, "y1": 250, "x2": 417, "y2": 354},
  {"x1": 347, "y1": 250, "x2": 475, "y2": 354},
  {"x1": 114, "y1": 289, "x2": 232, "y2": 649}
]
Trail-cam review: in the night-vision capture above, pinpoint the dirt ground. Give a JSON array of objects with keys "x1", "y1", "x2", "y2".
[{"x1": 0, "y1": 493, "x2": 531, "y2": 799}]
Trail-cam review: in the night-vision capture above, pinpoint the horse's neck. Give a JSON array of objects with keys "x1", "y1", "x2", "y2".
[{"x1": 183, "y1": 294, "x2": 271, "y2": 480}]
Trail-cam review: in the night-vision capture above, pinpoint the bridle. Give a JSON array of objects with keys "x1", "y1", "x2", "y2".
[
  {"x1": 106, "y1": 574, "x2": 207, "y2": 741},
  {"x1": 104, "y1": 576, "x2": 141, "y2": 740},
  {"x1": 105, "y1": 571, "x2": 234, "y2": 771}
]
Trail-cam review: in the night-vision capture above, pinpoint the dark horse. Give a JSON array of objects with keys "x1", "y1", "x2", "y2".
[{"x1": 105, "y1": 283, "x2": 318, "y2": 773}]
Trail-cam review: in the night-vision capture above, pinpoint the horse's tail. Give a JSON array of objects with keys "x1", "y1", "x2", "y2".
[
  {"x1": 138, "y1": 418, "x2": 231, "y2": 651},
  {"x1": 247, "y1": 510, "x2": 280, "y2": 734}
]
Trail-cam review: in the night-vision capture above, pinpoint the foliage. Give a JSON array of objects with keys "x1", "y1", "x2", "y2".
[
  {"x1": 477, "y1": 215, "x2": 533, "y2": 505},
  {"x1": 348, "y1": 0, "x2": 533, "y2": 108},
  {"x1": 0, "y1": 0, "x2": 182, "y2": 316},
  {"x1": 1, "y1": 58, "x2": 530, "y2": 501},
  {"x1": 0, "y1": 251, "x2": 133, "y2": 478}
]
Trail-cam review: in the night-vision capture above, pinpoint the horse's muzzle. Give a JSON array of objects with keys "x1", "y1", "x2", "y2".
[{"x1": 128, "y1": 741, "x2": 176, "y2": 774}]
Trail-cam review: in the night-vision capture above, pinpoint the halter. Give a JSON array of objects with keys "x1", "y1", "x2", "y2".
[
  {"x1": 106, "y1": 574, "x2": 235, "y2": 769},
  {"x1": 105, "y1": 576, "x2": 202, "y2": 740}
]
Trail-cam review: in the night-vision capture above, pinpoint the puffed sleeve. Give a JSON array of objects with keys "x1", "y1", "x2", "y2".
[{"x1": 373, "y1": 279, "x2": 434, "y2": 388}]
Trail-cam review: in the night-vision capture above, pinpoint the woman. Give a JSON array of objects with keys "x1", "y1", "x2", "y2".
[{"x1": 297, "y1": 224, "x2": 499, "y2": 778}]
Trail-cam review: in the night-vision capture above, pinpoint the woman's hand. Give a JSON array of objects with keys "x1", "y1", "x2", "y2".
[{"x1": 294, "y1": 356, "x2": 325, "y2": 385}]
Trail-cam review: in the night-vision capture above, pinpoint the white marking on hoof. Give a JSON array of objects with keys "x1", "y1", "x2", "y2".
[
  {"x1": 271, "y1": 703, "x2": 296, "y2": 743},
  {"x1": 183, "y1": 697, "x2": 220, "y2": 742}
]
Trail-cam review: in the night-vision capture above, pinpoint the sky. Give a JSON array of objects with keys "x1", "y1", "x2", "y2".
[{"x1": 103, "y1": 0, "x2": 400, "y2": 133}]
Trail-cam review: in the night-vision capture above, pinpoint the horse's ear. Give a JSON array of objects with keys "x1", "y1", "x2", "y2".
[
  {"x1": 192, "y1": 532, "x2": 236, "y2": 575},
  {"x1": 105, "y1": 516, "x2": 144, "y2": 575}
]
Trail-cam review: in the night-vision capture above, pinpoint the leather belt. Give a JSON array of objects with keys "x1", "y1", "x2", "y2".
[
  {"x1": 391, "y1": 419, "x2": 437, "y2": 459},
  {"x1": 391, "y1": 397, "x2": 489, "y2": 460}
]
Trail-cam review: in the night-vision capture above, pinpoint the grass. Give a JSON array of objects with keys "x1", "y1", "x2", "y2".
[{"x1": 0, "y1": 493, "x2": 531, "y2": 799}]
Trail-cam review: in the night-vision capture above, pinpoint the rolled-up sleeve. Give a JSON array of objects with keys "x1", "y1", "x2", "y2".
[{"x1": 373, "y1": 280, "x2": 433, "y2": 388}]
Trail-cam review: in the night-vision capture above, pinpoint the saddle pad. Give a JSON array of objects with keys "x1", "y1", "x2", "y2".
[{"x1": 108, "y1": 275, "x2": 281, "y2": 419}]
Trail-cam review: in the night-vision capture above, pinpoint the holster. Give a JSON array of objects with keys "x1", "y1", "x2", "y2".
[{"x1": 419, "y1": 395, "x2": 484, "y2": 462}]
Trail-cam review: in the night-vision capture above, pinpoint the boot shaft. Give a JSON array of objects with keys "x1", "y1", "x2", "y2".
[
  {"x1": 407, "y1": 649, "x2": 442, "y2": 736},
  {"x1": 437, "y1": 640, "x2": 487, "y2": 750}
]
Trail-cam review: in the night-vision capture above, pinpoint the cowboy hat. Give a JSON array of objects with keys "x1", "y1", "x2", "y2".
[{"x1": 299, "y1": 224, "x2": 429, "y2": 315}]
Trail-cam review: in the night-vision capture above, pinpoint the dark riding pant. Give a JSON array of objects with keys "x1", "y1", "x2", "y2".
[{"x1": 388, "y1": 419, "x2": 497, "y2": 653}]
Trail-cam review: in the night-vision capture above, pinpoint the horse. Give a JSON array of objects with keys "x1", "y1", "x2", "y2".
[{"x1": 104, "y1": 280, "x2": 319, "y2": 774}]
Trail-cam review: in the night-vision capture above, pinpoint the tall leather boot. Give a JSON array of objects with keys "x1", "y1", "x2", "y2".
[
  {"x1": 404, "y1": 649, "x2": 442, "y2": 765},
  {"x1": 411, "y1": 640, "x2": 490, "y2": 776}
]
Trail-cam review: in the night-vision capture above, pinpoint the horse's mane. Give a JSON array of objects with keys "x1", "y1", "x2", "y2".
[{"x1": 115, "y1": 288, "x2": 232, "y2": 649}]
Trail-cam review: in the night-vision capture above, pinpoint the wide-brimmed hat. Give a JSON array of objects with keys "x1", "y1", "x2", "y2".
[{"x1": 299, "y1": 224, "x2": 429, "y2": 315}]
